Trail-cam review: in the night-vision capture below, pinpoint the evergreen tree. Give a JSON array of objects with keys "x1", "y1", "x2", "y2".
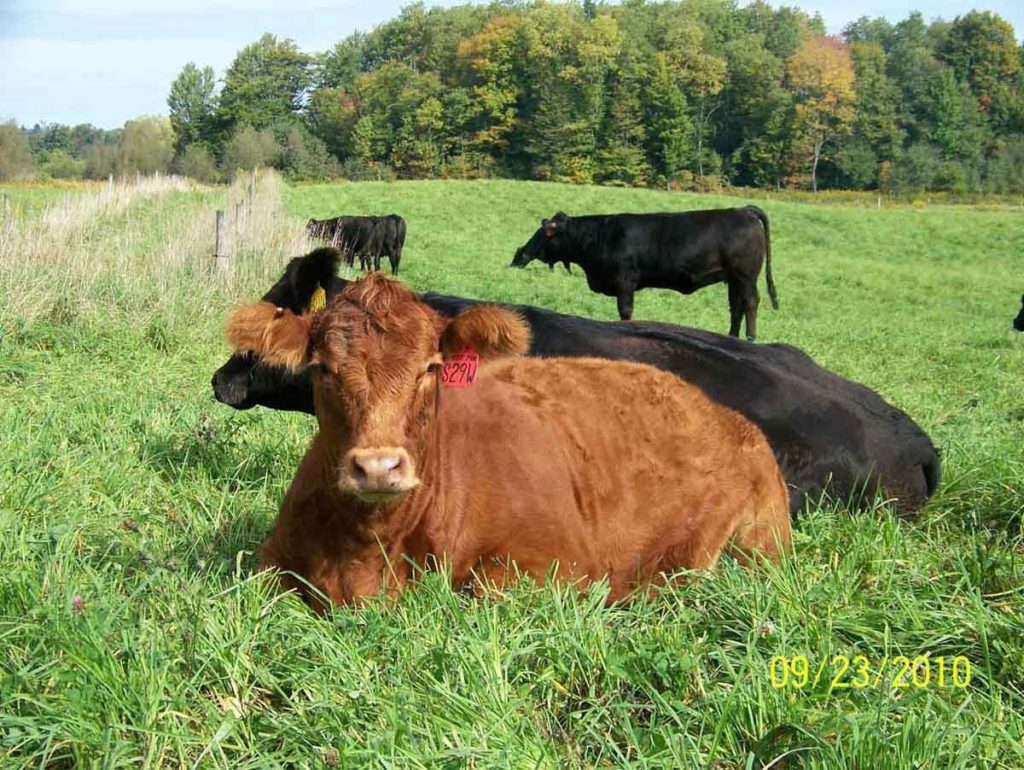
[
  {"x1": 596, "y1": 65, "x2": 649, "y2": 185},
  {"x1": 645, "y1": 54, "x2": 692, "y2": 182}
]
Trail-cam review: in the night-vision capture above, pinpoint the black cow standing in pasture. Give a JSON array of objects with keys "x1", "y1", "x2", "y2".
[
  {"x1": 306, "y1": 216, "x2": 376, "y2": 270},
  {"x1": 511, "y1": 207, "x2": 778, "y2": 340},
  {"x1": 1014, "y1": 294, "x2": 1024, "y2": 331},
  {"x1": 306, "y1": 214, "x2": 405, "y2": 274},
  {"x1": 374, "y1": 213, "x2": 407, "y2": 275},
  {"x1": 212, "y1": 247, "x2": 940, "y2": 516}
]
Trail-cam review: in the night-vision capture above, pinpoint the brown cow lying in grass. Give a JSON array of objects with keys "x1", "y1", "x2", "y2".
[{"x1": 226, "y1": 273, "x2": 790, "y2": 610}]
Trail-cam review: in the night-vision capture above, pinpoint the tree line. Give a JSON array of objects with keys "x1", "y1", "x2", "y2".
[{"x1": 3, "y1": 1, "x2": 1023, "y2": 195}]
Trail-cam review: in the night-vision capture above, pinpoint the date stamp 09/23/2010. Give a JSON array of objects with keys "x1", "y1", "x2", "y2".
[{"x1": 768, "y1": 654, "x2": 973, "y2": 691}]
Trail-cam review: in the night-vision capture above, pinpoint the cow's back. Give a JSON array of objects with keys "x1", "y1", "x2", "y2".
[
  {"x1": 572, "y1": 209, "x2": 765, "y2": 290},
  {"x1": 434, "y1": 357, "x2": 790, "y2": 597}
]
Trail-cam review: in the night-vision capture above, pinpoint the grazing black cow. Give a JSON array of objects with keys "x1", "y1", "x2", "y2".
[
  {"x1": 1015, "y1": 294, "x2": 1024, "y2": 331},
  {"x1": 306, "y1": 216, "x2": 378, "y2": 270},
  {"x1": 511, "y1": 207, "x2": 778, "y2": 340},
  {"x1": 306, "y1": 215, "x2": 406, "y2": 274},
  {"x1": 374, "y1": 213, "x2": 406, "y2": 275},
  {"x1": 212, "y1": 247, "x2": 940, "y2": 516}
]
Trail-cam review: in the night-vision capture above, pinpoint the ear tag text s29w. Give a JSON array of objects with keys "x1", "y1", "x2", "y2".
[{"x1": 441, "y1": 347, "x2": 479, "y2": 388}]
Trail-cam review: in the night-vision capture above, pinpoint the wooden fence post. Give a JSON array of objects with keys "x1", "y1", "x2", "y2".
[
  {"x1": 2, "y1": 193, "x2": 9, "y2": 218},
  {"x1": 234, "y1": 201, "x2": 243, "y2": 249},
  {"x1": 214, "y1": 210, "x2": 228, "y2": 273},
  {"x1": 248, "y1": 167, "x2": 257, "y2": 210}
]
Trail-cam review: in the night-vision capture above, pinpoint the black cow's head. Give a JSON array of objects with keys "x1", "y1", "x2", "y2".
[
  {"x1": 510, "y1": 212, "x2": 572, "y2": 273},
  {"x1": 1015, "y1": 293, "x2": 1024, "y2": 332},
  {"x1": 211, "y1": 247, "x2": 345, "y2": 413}
]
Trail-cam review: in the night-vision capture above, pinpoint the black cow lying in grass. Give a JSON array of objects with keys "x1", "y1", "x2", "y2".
[
  {"x1": 510, "y1": 207, "x2": 778, "y2": 340},
  {"x1": 1015, "y1": 294, "x2": 1024, "y2": 331},
  {"x1": 212, "y1": 247, "x2": 940, "y2": 516}
]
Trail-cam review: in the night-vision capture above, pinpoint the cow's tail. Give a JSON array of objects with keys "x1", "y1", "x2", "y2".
[{"x1": 749, "y1": 205, "x2": 778, "y2": 310}]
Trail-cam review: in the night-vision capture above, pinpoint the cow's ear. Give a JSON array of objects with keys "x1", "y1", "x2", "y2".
[
  {"x1": 441, "y1": 306, "x2": 530, "y2": 362},
  {"x1": 545, "y1": 213, "x2": 566, "y2": 237},
  {"x1": 225, "y1": 301, "x2": 314, "y2": 372},
  {"x1": 293, "y1": 247, "x2": 342, "y2": 310}
]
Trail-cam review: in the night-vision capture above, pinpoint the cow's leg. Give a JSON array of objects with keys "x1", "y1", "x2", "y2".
[
  {"x1": 389, "y1": 255, "x2": 399, "y2": 275},
  {"x1": 743, "y1": 282, "x2": 760, "y2": 341},
  {"x1": 616, "y1": 288, "x2": 635, "y2": 321},
  {"x1": 728, "y1": 280, "x2": 743, "y2": 337}
]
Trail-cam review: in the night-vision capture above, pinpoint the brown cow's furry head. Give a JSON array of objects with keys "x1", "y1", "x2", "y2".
[
  {"x1": 224, "y1": 303, "x2": 314, "y2": 372},
  {"x1": 226, "y1": 273, "x2": 530, "y2": 502}
]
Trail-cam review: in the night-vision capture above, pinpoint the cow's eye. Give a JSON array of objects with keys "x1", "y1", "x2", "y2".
[{"x1": 422, "y1": 353, "x2": 444, "y2": 377}]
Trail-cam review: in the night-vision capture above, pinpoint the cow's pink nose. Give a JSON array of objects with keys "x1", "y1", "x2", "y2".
[{"x1": 345, "y1": 448, "x2": 416, "y2": 496}]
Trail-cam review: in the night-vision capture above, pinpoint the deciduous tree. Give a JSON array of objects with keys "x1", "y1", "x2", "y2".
[
  {"x1": 218, "y1": 34, "x2": 311, "y2": 131},
  {"x1": 786, "y1": 36, "x2": 856, "y2": 191},
  {"x1": 0, "y1": 122, "x2": 35, "y2": 181},
  {"x1": 168, "y1": 63, "x2": 217, "y2": 154},
  {"x1": 115, "y1": 116, "x2": 173, "y2": 175}
]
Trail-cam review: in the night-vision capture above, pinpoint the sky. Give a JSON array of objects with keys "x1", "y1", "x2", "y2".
[{"x1": 2, "y1": 0, "x2": 1023, "y2": 130}]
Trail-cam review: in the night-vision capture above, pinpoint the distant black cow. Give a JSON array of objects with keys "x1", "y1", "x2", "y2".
[
  {"x1": 1015, "y1": 294, "x2": 1024, "y2": 331},
  {"x1": 306, "y1": 215, "x2": 406, "y2": 274},
  {"x1": 374, "y1": 213, "x2": 406, "y2": 275},
  {"x1": 511, "y1": 207, "x2": 778, "y2": 340},
  {"x1": 306, "y1": 216, "x2": 377, "y2": 270},
  {"x1": 212, "y1": 247, "x2": 940, "y2": 516}
]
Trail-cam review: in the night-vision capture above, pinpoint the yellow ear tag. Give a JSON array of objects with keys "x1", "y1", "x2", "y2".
[{"x1": 308, "y1": 284, "x2": 326, "y2": 313}]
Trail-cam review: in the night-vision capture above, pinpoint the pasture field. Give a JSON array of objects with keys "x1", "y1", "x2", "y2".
[
  {"x1": 0, "y1": 181, "x2": 105, "y2": 218},
  {"x1": 1, "y1": 173, "x2": 1022, "y2": 768}
]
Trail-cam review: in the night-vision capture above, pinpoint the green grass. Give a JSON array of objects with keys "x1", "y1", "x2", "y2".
[
  {"x1": 0, "y1": 181, "x2": 102, "y2": 218},
  {"x1": 1, "y1": 176, "x2": 1023, "y2": 768}
]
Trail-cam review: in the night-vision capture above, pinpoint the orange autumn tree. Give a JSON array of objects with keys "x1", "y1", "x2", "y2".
[{"x1": 786, "y1": 36, "x2": 856, "y2": 191}]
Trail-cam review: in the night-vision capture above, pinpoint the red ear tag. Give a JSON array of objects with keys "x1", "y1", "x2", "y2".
[{"x1": 441, "y1": 347, "x2": 479, "y2": 388}]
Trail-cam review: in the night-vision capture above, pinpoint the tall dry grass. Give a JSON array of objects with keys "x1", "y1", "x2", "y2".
[{"x1": 0, "y1": 170, "x2": 313, "y2": 330}]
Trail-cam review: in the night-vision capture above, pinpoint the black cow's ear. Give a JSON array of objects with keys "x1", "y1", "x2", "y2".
[{"x1": 292, "y1": 247, "x2": 342, "y2": 310}]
